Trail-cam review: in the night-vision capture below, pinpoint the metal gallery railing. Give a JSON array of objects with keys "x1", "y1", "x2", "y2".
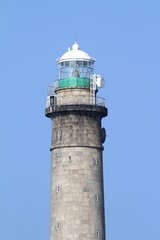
[{"x1": 46, "y1": 95, "x2": 106, "y2": 108}]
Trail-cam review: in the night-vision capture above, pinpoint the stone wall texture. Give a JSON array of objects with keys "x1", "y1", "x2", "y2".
[{"x1": 50, "y1": 113, "x2": 106, "y2": 240}]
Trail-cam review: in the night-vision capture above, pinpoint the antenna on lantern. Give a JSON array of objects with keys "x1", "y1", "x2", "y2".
[{"x1": 74, "y1": 31, "x2": 77, "y2": 42}]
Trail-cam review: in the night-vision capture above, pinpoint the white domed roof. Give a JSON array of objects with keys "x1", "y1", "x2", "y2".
[{"x1": 57, "y1": 42, "x2": 95, "y2": 63}]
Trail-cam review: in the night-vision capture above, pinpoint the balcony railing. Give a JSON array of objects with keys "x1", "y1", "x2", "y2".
[
  {"x1": 46, "y1": 85, "x2": 106, "y2": 108},
  {"x1": 46, "y1": 95, "x2": 106, "y2": 108}
]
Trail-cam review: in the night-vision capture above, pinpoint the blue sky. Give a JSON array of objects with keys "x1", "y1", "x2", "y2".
[{"x1": 0, "y1": 0, "x2": 160, "y2": 239}]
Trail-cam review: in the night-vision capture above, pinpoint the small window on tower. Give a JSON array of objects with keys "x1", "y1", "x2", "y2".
[
  {"x1": 93, "y1": 158, "x2": 98, "y2": 165},
  {"x1": 56, "y1": 149, "x2": 61, "y2": 157},
  {"x1": 96, "y1": 231, "x2": 100, "y2": 238},
  {"x1": 56, "y1": 129, "x2": 62, "y2": 142},
  {"x1": 95, "y1": 194, "x2": 99, "y2": 202},
  {"x1": 56, "y1": 221, "x2": 60, "y2": 230},
  {"x1": 56, "y1": 185, "x2": 60, "y2": 193}
]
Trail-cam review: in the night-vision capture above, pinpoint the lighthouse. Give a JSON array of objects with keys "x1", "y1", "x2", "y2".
[{"x1": 45, "y1": 42, "x2": 108, "y2": 240}]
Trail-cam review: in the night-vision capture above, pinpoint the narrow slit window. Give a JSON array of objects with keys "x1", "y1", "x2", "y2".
[
  {"x1": 93, "y1": 158, "x2": 98, "y2": 165},
  {"x1": 57, "y1": 149, "x2": 61, "y2": 157},
  {"x1": 56, "y1": 129, "x2": 62, "y2": 142},
  {"x1": 96, "y1": 231, "x2": 100, "y2": 238},
  {"x1": 56, "y1": 185, "x2": 60, "y2": 193},
  {"x1": 56, "y1": 221, "x2": 60, "y2": 230},
  {"x1": 96, "y1": 194, "x2": 99, "y2": 201}
]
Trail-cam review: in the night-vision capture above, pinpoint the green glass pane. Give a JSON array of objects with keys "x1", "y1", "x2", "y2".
[{"x1": 59, "y1": 78, "x2": 90, "y2": 88}]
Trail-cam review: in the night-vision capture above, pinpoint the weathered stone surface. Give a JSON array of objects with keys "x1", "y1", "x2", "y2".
[
  {"x1": 49, "y1": 113, "x2": 106, "y2": 240},
  {"x1": 47, "y1": 86, "x2": 107, "y2": 240}
]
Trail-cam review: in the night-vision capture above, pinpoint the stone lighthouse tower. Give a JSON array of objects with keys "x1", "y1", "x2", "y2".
[{"x1": 45, "y1": 42, "x2": 108, "y2": 240}]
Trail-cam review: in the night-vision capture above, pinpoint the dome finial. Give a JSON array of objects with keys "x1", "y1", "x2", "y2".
[{"x1": 72, "y1": 42, "x2": 79, "y2": 50}]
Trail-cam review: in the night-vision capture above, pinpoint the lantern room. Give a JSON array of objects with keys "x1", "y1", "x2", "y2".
[{"x1": 55, "y1": 42, "x2": 95, "y2": 89}]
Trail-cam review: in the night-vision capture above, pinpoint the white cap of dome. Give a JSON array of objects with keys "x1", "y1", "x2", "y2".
[{"x1": 57, "y1": 42, "x2": 95, "y2": 63}]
